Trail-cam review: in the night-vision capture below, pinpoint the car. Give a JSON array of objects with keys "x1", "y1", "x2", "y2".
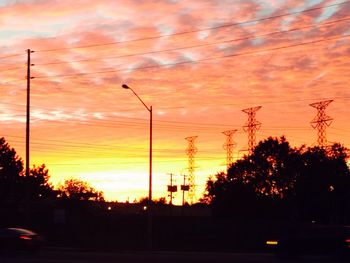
[
  {"x1": 0, "y1": 227, "x2": 44, "y2": 252},
  {"x1": 266, "y1": 224, "x2": 350, "y2": 259}
]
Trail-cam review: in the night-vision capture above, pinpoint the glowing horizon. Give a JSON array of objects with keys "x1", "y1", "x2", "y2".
[{"x1": 1, "y1": 0, "x2": 350, "y2": 204}]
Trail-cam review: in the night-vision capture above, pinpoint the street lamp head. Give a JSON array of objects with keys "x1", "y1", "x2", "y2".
[{"x1": 122, "y1": 84, "x2": 130, "y2": 89}]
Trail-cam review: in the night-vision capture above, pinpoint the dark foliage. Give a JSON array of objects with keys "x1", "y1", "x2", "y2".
[
  {"x1": 295, "y1": 143, "x2": 350, "y2": 223},
  {"x1": 0, "y1": 137, "x2": 24, "y2": 202},
  {"x1": 58, "y1": 178, "x2": 104, "y2": 201},
  {"x1": 136, "y1": 196, "x2": 167, "y2": 205},
  {"x1": 204, "y1": 137, "x2": 350, "y2": 223},
  {"x1": 25, "y1": 164, "x2": 56, "y2": 199},
  {"x1": 0, "y1": 137, "x2": 56, "y2": 204}
]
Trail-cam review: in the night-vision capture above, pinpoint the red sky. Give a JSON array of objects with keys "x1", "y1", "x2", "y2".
[{"x1": 1, "y1": 0, "x2": 349, "y2": 204}]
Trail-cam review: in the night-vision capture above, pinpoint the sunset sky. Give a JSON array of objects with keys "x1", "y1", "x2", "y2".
[{"x1": 1, "y1": 0, "x2": 349, "y2": 204}]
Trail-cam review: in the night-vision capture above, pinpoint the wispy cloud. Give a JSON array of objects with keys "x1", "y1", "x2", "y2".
[{"x1": 1, "y1": 0, "x2": 349, "y2": 202}]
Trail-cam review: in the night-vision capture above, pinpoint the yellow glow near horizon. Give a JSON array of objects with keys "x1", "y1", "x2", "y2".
[{"x1": 1, "y1": 0, "x2": 350, "y2": 204}]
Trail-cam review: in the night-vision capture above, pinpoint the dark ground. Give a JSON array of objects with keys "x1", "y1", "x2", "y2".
[
  {"x1": 0, "y1": 248, "x2": 346, "y2": 263},
  {"x1": 2, "y1": 201, "x2": 349, "y2": 259}
]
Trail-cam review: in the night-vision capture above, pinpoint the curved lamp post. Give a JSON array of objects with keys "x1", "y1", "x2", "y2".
[{"x1": 122, "y1": 84, "x2": 153, "y2": 249}]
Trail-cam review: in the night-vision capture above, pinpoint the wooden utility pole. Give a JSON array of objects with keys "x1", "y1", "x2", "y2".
[
  {"x1": 26, "y1": 49, "x2": 34, "y2": 177},
  {"x1": 167, "y1": 173, "x2": 177, "y2": 205}
]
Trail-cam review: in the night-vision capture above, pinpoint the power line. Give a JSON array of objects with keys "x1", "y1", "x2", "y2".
[
  {"x1": 35, "y1": 17, "x2": 350, "y2": 67},
  {"x1": 2, "y1": 95, "x2": 350, "y2": 115},
  {"x1": 329, "y1": 127, "x2": 350, "y2": 133},
  {"x1": 0, "y1": 66, "x2": 23, "y2": 72},
  {"x1": 1, "y1": 94, "x2": 350, "y2": 115},
  {"x1": 5, "y1": 134, "x2": 347, "y2": 167},
  {"x1": 42, "y1": 156, "x2": 224, "y2": 166},
  {"x1": 0, "y1": 79, "x2": 26, "y2": 85},
  {"x1": 149, "y1": 96, "x2": 350, "y2": 109},
  {"x1": 33, "y1": 34, "x2": 350, "y2": 79},
  {"x1": 3, "y1": 113, "x2": 316, "y2": 133},
  {"x1": 26, "y1": 118, "x2": 239, "y2": 132},
  {"x1": 4, "y1": 134, "x2": 222, "y2": 153},
  {"x1": 1, "y1": 97, "x2": 350, "y2": 132},
  {"x1": 35, "y1": 0, "x2": 350, "y2": 53},
  {"x1": 0, "y1": 110, "x2": 240, "y2": 130},
  {"x1": 0, "y1": 53, "x2": 25, "y2": 60}
]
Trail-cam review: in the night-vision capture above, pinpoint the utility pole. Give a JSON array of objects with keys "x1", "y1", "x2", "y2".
[
  {"x1": 167, "y1": 173, "x2": 177, "y2": 205},
  {"x1": 180, "y1": 174, "x2": 189, "y2": 206},
  {"x1": 310, "y1": 100, "x2": 333, "y2": 148},
  {"x1": 242, "y1": 106, "x2": 262, "y2": 155},
  {"x1": 185, "y1": 136, "x2": 198, "y2": 204},
  {"x1": 26, "y1": 49, "x2": 34, "y2": 177},
  {"x1": 222, "y1": 129, "x2": 237, "y2": 170}
]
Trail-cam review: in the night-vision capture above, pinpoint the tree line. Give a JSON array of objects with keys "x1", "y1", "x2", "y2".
[
  {"x1": 203, "y1": 136, "x2": 350, "y2": 223},
  {"x1": 2, "y1": 134, "x2": 349, "y2": 224},
  {"x1": 0, "y1": 137, "x2": 104, "y2": 204}
]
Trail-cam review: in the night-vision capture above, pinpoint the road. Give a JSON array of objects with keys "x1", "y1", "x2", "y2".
[{"x1": 0, "y1": 248, "x2": 347, "y2": 263}]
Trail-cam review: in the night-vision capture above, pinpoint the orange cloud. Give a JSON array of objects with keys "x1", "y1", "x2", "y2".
[{"x1": 0, "y1": 0, "x2": 349, "y2": 203}]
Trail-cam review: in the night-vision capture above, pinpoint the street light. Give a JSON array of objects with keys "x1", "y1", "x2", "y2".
[{"x1": 122, "y1": 84, "x2": 153, "y2": 250}]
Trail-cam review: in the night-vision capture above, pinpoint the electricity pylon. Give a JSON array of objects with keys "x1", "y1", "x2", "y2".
[
  {"x1": 242, "y1": 106, "x2": 262, "y2": 155},
  {"x1": 222, "y1": 129, "x2": 237, "y2": 170},
  {"x1": 310, "y1": 100, "x2": 333, "y2": 148},
  {"x1": 185, "y1": 136, "x2": 198, "y2": 204}
]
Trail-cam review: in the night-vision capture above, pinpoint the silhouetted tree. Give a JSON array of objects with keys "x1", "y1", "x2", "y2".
[
  {"x1": 156, "y1": 197, "x2": 167, "y2": 205},
  {"x1": 25, "y1": 164, "x2": 54, "y2": 199},
  {"x1": 203, "y1": 171, "x2": 259, "y2": 217},
  {"x1": 296, "y1": 144, "x2": 350, "y2": 223},
  {"x1": 204, "y1": 137, "x2": 301, "y2": 218},
  {"x1": 137, "y1": 196, "x2": 167, "y2": 205},
  {"x1": 0, "y1": 137, "x2": 24, "y2": 202},
  {"x1": 204, "y1": 137, "x2": 350, "y2": 221},
  {"x1": 0, "y1": 137, "x2": 56, "y2": 203},
  {"x1": 241, "y1": 136, "x2": 302, "y2": 199},
  {"x1": 59, "y1": 178, "x2": 104, "y2": 201}
]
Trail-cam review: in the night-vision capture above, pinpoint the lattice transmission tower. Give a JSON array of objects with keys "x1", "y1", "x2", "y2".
[
  {"x1": 222, "y1": 129, "x2": 237, "y2": 170},
  {"x1": 185, "y1": 136, "x2": 198, "y2": 204},
  {"x1": 310, "y1": 100, "x2": 333, "y2": 148},
  {"x1": 242, "y1": 106, "x2": 262, "y2": 155}
]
